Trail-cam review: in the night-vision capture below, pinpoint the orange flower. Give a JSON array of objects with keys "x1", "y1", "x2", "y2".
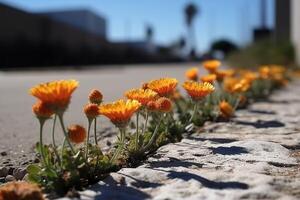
[
  {"x1": 147, "y1": 78, "x2": 178, "y2": 97},
  {"x1": 146, "y1": 100, "x2": 159, "y2": 111},
  {"x1": 270, "y1": 65, "x2": 286, "y2": 74},
  {"x1": 223, "y1": 77, "x2": 239, "y2": 93},
  {"x1": 239, "y1": 95, "x2": 247, "y2": 107},
  {"x1": 200, "y1": 74, "x2": 217, "y2": 83},
  {"x1": 156, "y1": 97, "x2": 173, "y2": 112},
  {"x1": 68, "y1": 125, "x2": 86, "y2": 144},
  {"x1": 219, "y1": 100, "x2": 234, "y2": 119},
  {"x1": 215, "y1": 69, "x2": 235, "y2": 82},
  {"x1": 182, "y1": 81, "x2": 215, "y2": 101},
  {"x1": 84, "y1": 103, "x2": 99, "y2": 119},
  {"x1": 141, "y1": 82, "x2": 149, "y2": 90},
  {"x1": 89, "y1": 89, "x2": 103, "y2": 104},
  {"x1": 185, "y1": 67, "x2": 198, "y2": 81},
  {"x1": 125, "y1": 88, "x2": 158, "y2": 106},
  {"x1": 99, "y1": 99, "x2": 141, "y2": 127},
  {"x1": 203, "y1": 60, "x2": 221, "y2": 73},
  {"x1": 242, "y1": 71, "x2": 258, "y2": 83},
  {"x1": 170, "y1": 89, "x2": 183, "y2": 100},
  {"x1": 259, "y1": 66, "x2": 271, "y2": 79},
  {"x1": 232, "y1": 79, "x2": 251, "y2": 93},
  {"x1": 32, "y1": 101, "x2": 54, "y2": 119},
  {"x1": 29, "y1": 80, "x2": 79, "y2": 113},
  {"x1": 0, "y1": 181, "x2": 45, "y2": 200}
]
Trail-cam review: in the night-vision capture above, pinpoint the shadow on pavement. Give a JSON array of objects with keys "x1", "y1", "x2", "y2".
[
  {"x1": 154, "y1": 169, "x2": 249, "y2": 190},
  {"x1": 147, "y1": 156, "x2": 203, "y2": 169},
  {"x1": 88, "y1": 178, "x2": 151, "y2": 200},
  {"x1": 234, "y1": 119, "x2": 285, "y2": 129},
  {"x1": 209, "y1": 146, "x2": 249, "y2": 155}
]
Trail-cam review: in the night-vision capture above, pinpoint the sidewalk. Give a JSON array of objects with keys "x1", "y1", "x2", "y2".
[{"x1": 60, "y1": 80, "x2": 300, "y2": 200}]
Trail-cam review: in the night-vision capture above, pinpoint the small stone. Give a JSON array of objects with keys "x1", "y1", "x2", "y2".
[
  {"x1": 0, "y1": 177, "x2": 5, "y2": 183},
  {"x1": 8, "y1": 167, "x2": 15, "y2": 175},
  {"x1": 13, "y1": 168, "x2": 27, "y2": 180},
  {"x1": 22, "y1": 161, "x2": 29, "y2": 166},
  {"x1": 0, "y1": 167, "x2": 9, "y2": 177},
  {"x1": 0, "y1": 151, "x2": 7, "y2": 156},
  {"x1": 5, "y1": 175, "x2": 16, "y2": 182},
  {"x1": 106, "y1": 140, "x2": 112, "y2": 146},
  {"x1": 22, "y1": 174, "x2": 29, "y2": 181}
]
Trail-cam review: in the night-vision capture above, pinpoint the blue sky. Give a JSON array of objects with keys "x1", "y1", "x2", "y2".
[{"x1": 0, "y1": 0, "x2": 274, "y2": 52}]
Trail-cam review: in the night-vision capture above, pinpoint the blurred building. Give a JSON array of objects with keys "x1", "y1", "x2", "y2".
[
  {"x1": 275, "y1": 0, "x2": 290, "y2": 41},
  {"x1": 0, "y1": 2, "x2": 110, "y2": 68},
  {"x1": 291, "y1": 0, "x2": 300, "y2": 65},
  {"x1": 274, "y1": 0, "x2": 300, "y2": 65},
  {"x1": 253, "y1": 0, "x2": 273, "y2": 41},
  {"x1": 40, "y1": 9, "x2": 107, "y2": 39}
]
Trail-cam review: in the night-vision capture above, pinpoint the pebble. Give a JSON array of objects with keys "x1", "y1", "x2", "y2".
[
  {"x1": 0, "y1": 177, "x2": 5, "y2": 183},
  {"x1": 8, "y1": 167, "x2": 15, "y2": 175},
  {"x1": 0, "y1": 151, "x2": 7, "y2": 156},
  {"x1": 13, "y1": 168, "x2": 27, "y2": 180},
  {"x1": 0, "y1": 167, "x2": 8, "y2": 177},
  {"x1": 22, "y1": 174, "x2": 29, "y2": 181},
  {"x1": 5, "y1": 175, "x2": 16, "y2": 182}
]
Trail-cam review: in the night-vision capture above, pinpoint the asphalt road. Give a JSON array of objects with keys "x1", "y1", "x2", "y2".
[{"x1": 0, "y1": 63, "x2": 204, "y2": 164}]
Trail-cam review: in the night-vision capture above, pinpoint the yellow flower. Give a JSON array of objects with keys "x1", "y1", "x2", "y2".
[
  {"x1": 200, "y1": 74, "x2": 217, "y2": 83},
  {"x1": 89, "y1": 89, "x2": 103, "y2": 104},
  {"x1": 185, "y1": 67, "x2": 198, "y2": 81},
  {"x1": 32, "y1": 101, "x2": 54, "y2": 120},
  {"x1": 203, "y1": 60, "x2": 221, "y2": 73},
  {"x1": 99, "y1": 99, "x2": 141, "y2": 127},
  {"x1": 125, "y1": 88, "x2": 158, "y2": 106},
  {"x1": 147, "y1": 78, "x2": 178, "y2": 97},
  {"x1": 68, "y1": 125, "x2": 86, "y2": 144},
  {"x1": 0, "y1": 181, "x2": 45, "y2": 200},
  {"x1": 182, "y1": 81, "x2": 215, "y2": 101},
  {"x1": 156, "y1": 97, "x2": 173, "y2": 112},
  {"x1": 84, "y1": 103, "x2": 99, "y2": 119},
  {"x1": 29, "y1": 80, "x2": 79, "y2": 113},
  {"x1": 219, "y1": 100, "x2": 234, "y2": 119}
]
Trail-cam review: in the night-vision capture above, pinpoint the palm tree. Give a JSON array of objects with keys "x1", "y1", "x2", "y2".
[{"x1": 184, "y1": 3, "x2": 199, "y2": 59}]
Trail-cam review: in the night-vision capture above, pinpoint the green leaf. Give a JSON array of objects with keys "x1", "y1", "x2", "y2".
[{"x1": 27, "y1": 164, "x2": 41, "y2": 175}]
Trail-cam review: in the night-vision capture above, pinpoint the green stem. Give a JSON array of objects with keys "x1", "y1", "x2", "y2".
[
  {"x1": 142, "y1": 110, "x2": 149, "y2": 135},
  {"x1": 135, "y1": 112, "x2": 140, "y2": 151},
  {"x1": 94, "y1": 118, "x2": 98, "y2": 146},
  {"x1": 189, "y1": 102, "x2": 198, "y2": 123},
  {"x1": 233, "y1": 94, "x2": 242, "y2": 110},
  {"x1": 58, "y1": 114, "x2": 75, "y2": 154},
  {"x1": 39, "y1": 120, "x2": 48, "y2": 166},
  {"x1": 142, "y1": 114, "x2": 164, "y2": 152},
  {"x1": 85, "y1": 119, "x2": 93, "y2": 159},
  {"x1": 51, "y1": 115, "x2": 61, "y2": 165},
  {"x1": 110, "y1": 128, "x2": 125, "y2": 163},
  {"x1": 60, "y1": 137, "x2": 66, "y2": 167}
]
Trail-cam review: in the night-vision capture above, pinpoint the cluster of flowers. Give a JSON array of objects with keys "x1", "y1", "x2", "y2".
[{"x1": 0, "y1": 60, "x2": 289, "y2": 199}]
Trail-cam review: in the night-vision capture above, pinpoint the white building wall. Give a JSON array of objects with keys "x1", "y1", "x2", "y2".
[{"x1": 292, "y1": 0, "x2": 300, "y2": 65}]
